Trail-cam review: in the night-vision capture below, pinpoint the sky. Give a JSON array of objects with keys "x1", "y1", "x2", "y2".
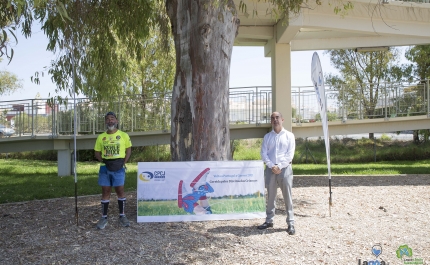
[{"x1": 0, "y1": 26, "x2": 409, "y2": 102}]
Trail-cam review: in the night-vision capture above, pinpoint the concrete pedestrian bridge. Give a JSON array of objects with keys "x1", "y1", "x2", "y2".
[
  {"x1": 1, "y1": 83, "x2": 429, "y2": 176},
  {"x1": 235, "y1": 0, "x2": 430, "y2": 128}
]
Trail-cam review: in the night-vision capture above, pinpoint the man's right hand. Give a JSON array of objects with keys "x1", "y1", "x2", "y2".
[{"x1": 271, "y1": 165, "x2": 281, "y2": 175}]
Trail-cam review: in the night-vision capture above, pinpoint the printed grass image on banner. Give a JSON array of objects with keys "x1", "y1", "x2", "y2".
[{"x1": 137, "y1": 161, "x2": 265, "y2": 222}]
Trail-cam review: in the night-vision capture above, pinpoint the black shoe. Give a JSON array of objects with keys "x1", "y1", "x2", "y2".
[
  {"x1": 257, "y1": 222, "x2": 273, "y2": 230},
  {"x1": 287, "y1": 225, "x2": 295, "y2": 235}
]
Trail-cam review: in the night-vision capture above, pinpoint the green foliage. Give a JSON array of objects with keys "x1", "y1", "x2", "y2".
[
  {"x1": 1, "y1": 150, "x2": 48, "y2": 160},
  {"x1": 295, "y1": 137, "x2": 430, "y2": 163},
  {"x1": 229, "y1": 137, "x2": 430, "y2": 163},
  {"x1": 28, "y1": 0, "x2": 172, "y2": 103},
  {"x1": 0, "y1": 58, "x2": 23, "y2": 96},
  {"x1": 1, "y1": 1, "x2": 31, "y2": 62},
  {"x1": 315, "y1": 111, "x2": 338, "y2": 121},
  {"x1": 405, "y1": 45, "x2": 430, "y2": 81},
  {"x1": 239, "y1": 0, "x2": 353, "y2": 20},
  {"x1": 324, "y1": 48, "x2": 401, "y2": 119},
  {"x1": 5, "y1": 0, "x2": 354, "y2": 104},
  {"x1": 380, "y1": 133, "x2": 391, "y2": 141},
  {"x1": 232, "y1": 139, "x2": 262, "y2": 161},
  {"x1": 418, "y1": 129, "x2": 430, "y2": 143},
  {"x1": 0, "y1": 145, "x2": 172, "y2": 162},
  {"x1": 131, "y1": 145, "x2": 171, "y2": 162}
]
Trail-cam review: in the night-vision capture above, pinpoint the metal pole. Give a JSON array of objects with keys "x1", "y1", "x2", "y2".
[
  {"x1": 31, "y1": 100, "x2": 34, "y2": 136},
  {"x1": 359, "y1": 87, "x2": 362, "y2": 120},
  {"x1": 131, "y1": 101, "x2": 134, "y2": 132},
  {"x1": 298, "y1": 87, "x2": 301, "y2": 124},
  {"x1": 248, "y1": 89, "x2": 251, "y2": 124},
  {"x1": 427, "y1": 79, "x2": 429, "y2": 118},
  {"x1": 71, "y1": 36, "x2": 79, "y2": 226},
  {"x1": 396, "y1": 83, "x2": 399, "y2": 116},
  {"x1": 341, "y1": 84, "x2": 345, "y2": 122},
  {"x1": 384, "y1": 82, "x2": 387, "y2": 120},
  {"x1": 256, "y1": 87, "x2": 259, "y2": 122}
]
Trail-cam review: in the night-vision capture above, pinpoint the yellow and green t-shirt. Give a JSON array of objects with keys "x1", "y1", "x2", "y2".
[{"x1": 94, "y1": 130, "x2": 132, "y2": 159}]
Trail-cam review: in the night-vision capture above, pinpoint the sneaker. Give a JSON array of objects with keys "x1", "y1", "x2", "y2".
[
  {"x1": 119, "y1": 215, "x2": 130, "y2": 227},
  {"x1": 257, "y1": 222, "x2": 274, "y2": 230},
  {"x1": 97, "y1": 217, "x2": 108, "y2": 230}
]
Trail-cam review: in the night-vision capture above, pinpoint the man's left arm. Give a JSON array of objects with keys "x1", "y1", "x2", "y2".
[
  {"x1": 285, "y1": 133, "x2": 295, "y2": 163},
  {"x1": 279, "y1": 132, "x2": 295, "y2": 169},
  {"x1": 124, "y1": 147, "x2": 131, "y2": 164},
  {"x1": 123, "y1": 133, "x2": 132, "y2": 166}
]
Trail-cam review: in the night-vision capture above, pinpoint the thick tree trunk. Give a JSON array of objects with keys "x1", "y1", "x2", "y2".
[{"x1": 166, "y1": 0, "x2": 239, "y2": 161}]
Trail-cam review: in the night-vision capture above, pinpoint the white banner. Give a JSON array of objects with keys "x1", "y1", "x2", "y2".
[
  {"x1": 137, "y1": 161, "x2": 265, "y2": 222},
  {"x1": 311, "y1": 52, "x2": 331, "y2": 177}
]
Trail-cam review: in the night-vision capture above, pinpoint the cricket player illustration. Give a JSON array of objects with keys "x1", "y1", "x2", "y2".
[{"x1": 177, "y1": 168, "x2": 214, "y2": 215}]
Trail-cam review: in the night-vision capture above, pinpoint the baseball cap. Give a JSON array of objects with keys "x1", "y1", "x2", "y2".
[{"x1": 105, "y1": 111, "x2": 117, "y2": 118}]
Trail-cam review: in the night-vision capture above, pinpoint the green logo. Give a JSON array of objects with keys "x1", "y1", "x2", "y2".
[
  {"x1": 396, "y1": 245, "x2": 413, "y2": 259},
  {"x1": 397, "y1": 245, "x2": 424, "y2": 265}
]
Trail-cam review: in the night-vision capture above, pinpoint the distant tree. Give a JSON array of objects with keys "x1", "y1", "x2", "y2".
[
  {"x1": 405, "y1": 45, "x2": 430, "y2": 81},
  {"x1": 404, "y1": 45, "x2": 430, "y2": 143},
  {"x1": 315, "y1": 112, "x2": 337, "y2": 122},
  {"x1": 0, "y1": 58, "x2": 22, "y2": 97},
  {"x1": 325, "y1": 48, "x2": 401, "y2": 139}
]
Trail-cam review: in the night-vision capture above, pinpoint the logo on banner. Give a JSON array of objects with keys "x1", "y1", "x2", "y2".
[
  {"x1": 139, "y1": 171, "x2": 166, "y2": 182},
  {"x1": 357, "y1": 244, "x2": 388, "y2": 265},
  {"x1": 139, "y1": 172, "x2": 153, "y2": 182},
  {"x1": 396, "y1": 245, "x2": 424, "y2": 264}
]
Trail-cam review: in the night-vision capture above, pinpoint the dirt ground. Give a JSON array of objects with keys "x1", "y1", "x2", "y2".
[{"x1": 0, "y1": 174, "x2": 429, "y2": 265}]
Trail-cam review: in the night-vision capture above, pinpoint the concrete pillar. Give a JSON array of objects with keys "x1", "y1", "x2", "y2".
[
  {"x1": 57, "y1": 149, "x2": 72, "y2": 176},
  {"x1": 270, "y1": 40, "x2": 292, "y2": 131}
]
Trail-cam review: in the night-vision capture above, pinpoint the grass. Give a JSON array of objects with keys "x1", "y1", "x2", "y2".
[
  {"x1": 1, "y1": 137, "x2": 430, "y2": 204},
  {"x1": 1, "y1": 157, "x2": 429, "y2": 204},
  {"x1": 0, "y1": 160, "x2": 139, "y2": 204}
]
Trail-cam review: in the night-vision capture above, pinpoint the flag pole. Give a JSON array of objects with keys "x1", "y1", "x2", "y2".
[{"x1": 71, "y1": 35, "x2": 79, "y2": 226}]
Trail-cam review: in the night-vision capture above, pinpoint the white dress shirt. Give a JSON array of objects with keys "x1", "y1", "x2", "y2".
[{"x1": 261, "y1": 128, "x2": 295, "y2": 170}]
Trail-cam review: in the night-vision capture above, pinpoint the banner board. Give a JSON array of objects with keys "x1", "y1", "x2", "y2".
[{"x1": 137, "y1": 161, "x2": 265, "y2": 222}]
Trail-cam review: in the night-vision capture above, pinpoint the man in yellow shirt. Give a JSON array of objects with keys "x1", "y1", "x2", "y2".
[{"x1": 94, "y1": 112, "x2": 132, "y2": 229}]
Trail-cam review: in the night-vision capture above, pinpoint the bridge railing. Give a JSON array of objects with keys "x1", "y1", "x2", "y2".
[
  {"x1": 292, "y1": 79, "x2": 429, "y2": 123},
  {"x1": 0, "y1": 79, "x2": 428, "y2": 138}
]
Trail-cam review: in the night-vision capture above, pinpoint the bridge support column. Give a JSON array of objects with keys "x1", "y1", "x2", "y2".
[
  {"x1": 57, "y1": 149, "x2": 72, "y2": 176},
  {"x1": 266, "y1": 39, "x2": 292, "y2": 131}
]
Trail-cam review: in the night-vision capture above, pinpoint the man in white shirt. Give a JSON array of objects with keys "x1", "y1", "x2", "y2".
[{"x1": 258, "y1": 111, "x2": 296, "y2": 235}]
